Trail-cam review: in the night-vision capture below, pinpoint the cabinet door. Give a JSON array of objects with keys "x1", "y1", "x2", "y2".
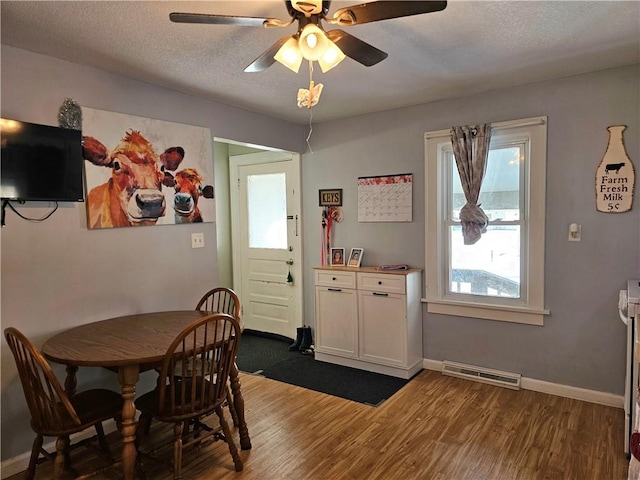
[
  {"x1": 315, "y1": 287, "x2": 358, "y2": 358},
  {"x1": 358, "y1": 291, "x2": 407, "y2": 366}
]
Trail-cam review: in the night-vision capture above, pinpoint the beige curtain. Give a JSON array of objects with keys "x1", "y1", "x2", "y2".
[{"x1": 450, "y1": 124, "x2": 492, "y2": 245}]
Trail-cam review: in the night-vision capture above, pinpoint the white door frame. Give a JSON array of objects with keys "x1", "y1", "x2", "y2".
[{"x1": 229, "y1": 150, "x2": 303, "y2": 338}]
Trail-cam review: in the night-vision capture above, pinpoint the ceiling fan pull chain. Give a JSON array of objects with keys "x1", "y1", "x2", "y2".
[
  {"x1": 305, "y1": 60, "x2": 317, "y2": 153},
  {"x1": 306, "y1": 107, "x2": 314, "y2": 153},
  {"x1": 308, "y1": 60, "x2": 314, "y2": 104}
]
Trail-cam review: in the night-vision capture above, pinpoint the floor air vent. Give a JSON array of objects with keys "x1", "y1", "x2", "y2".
[{"x1": 442, "y1": 361, "x2": 521, "y2": 390}]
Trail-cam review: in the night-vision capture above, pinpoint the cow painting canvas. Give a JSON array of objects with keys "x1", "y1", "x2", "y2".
[{"x1": 82, "y1": 107, "x2": 215, "y2": 229}]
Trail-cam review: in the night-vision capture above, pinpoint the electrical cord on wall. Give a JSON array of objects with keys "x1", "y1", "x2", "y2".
[{"x1": 1, "y1": 200, "x2": 59, "y2": 227}]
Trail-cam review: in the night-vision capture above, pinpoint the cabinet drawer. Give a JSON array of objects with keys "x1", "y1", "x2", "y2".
[
  {"x1": 315, "y1": 269, "x2": 356, "y2": 289},
  {"x1": 357, "y1": 272, "x2": 406, "y2": 294}
]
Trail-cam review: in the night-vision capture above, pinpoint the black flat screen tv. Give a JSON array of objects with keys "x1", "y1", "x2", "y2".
[{"x1": 1, "y1": 118, "x2": 85, "y2": 202}]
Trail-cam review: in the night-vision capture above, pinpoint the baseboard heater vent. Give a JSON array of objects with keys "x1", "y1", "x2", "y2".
[{"x1": 442, "y1": 361, "x2": 521, "y2": 390}]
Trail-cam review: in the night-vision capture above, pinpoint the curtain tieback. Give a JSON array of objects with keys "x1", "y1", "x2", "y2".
[{"x1": 459, "y1": 203, "x2": 488, "y2": 245}]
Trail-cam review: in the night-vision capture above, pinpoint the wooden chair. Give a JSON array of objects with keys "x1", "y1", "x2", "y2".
[
  {"x1": 195, "y1": 287, "x2": 241, "y2": 425},
  {"x1": 196, "y1": 287, "x2": 241, "y2": 320},
  {"x1": 150, "y1": 287, "x2": 241, "y2": 427},
  {"x1": 136, "y1": 313, "x2": 243, "y2": 478},
  {"x1": 4, "y1": 327, "x2": 123, "y2": 480}
]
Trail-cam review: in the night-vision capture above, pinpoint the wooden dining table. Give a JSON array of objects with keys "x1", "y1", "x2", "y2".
[{"x1": 42, "y1": 310, "x2": 252, "y2": 480}]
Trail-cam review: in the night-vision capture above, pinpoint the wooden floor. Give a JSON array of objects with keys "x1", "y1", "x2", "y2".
[{"x1": 8, "y1": 369, "x2": 629, "y2": 479}]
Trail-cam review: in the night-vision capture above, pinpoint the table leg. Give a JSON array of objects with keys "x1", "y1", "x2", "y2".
[
  {"x1": 64, "y1": 365, "x2": 78, "y2": 397},
  {"x1": 118, "y1": 365, "x2": 140, "y2": 480},
  {"x1": 229, "y1": 361, "x2": 251, "y2": 450}
]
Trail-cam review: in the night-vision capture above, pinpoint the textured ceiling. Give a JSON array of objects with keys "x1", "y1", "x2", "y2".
[{"x1": 1, "y1": 1, "x2": 639, "y2": 125}]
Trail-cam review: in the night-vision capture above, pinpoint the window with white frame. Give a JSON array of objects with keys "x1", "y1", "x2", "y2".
[{"x1": 424, "y1": 116, "x2": 549, "y2": 325}]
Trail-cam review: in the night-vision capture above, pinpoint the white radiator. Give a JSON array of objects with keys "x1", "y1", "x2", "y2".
[{"x1": 442, "y1": 361, "x2": 521, "y2": 390}]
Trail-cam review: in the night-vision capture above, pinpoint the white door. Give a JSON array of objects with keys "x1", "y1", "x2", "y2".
[{"x1": 230, "y1": 151, "x2": 302, "y2": 339}]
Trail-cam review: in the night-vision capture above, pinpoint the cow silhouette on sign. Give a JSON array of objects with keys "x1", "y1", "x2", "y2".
[{"x1": 605, "y1": 162, "x2": 625, "y2": 174}]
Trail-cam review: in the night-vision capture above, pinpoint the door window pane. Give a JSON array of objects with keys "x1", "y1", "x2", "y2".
[{"x1": 247, "y1": 173, "x2": 287, "y2": 249}]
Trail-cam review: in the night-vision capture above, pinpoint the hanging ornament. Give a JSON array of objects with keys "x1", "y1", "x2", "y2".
[
  {"x1": 297, "y1": 80, "x2": 323, "y2": 109},
  {"x1": 321, "y1": 215, "x2": 327, "y2": 265},
  {"x1": 325, "y1": 206, "x2": 332, "y2": 264},
  {"x1": 320, "y1": 205, "x2": 343, "y2": 265},
  {"x1": 296, "y1": 62, "x2": 324, "y2": 153},
  {"x1": 329, "y1": 206, "x2": 343, "y2": 223},
  {"x1": 286, "y1": 258, "x2": 294, "y2": 284},
  {"x1": 58, "y1": 98, "x2": 82, "y2": 130}
]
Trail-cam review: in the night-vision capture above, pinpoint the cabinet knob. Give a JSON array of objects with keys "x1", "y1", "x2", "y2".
[
  {"x1": 332, "y1": 277, "x2": 336, "y2": 281},
  {"x1": 378, "y1": 281, "x2": 382, "y2": 285}
]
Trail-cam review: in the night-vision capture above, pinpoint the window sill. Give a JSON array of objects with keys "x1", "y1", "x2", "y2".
[{"x1": 422, "y1": 297, "x2": 549, "y2": 326}]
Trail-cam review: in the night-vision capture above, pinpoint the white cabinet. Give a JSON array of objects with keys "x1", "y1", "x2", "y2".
[
  {"x1": 315, "y1": 280, "x2": 358, "y2": 359},
  {"x1": 314, "y1": 266, "x2": 422, "y2": 379}
]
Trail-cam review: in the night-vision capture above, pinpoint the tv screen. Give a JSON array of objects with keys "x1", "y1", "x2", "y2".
[{"x1": 1, "y1": 118, "x2": 85, "y2": 202}]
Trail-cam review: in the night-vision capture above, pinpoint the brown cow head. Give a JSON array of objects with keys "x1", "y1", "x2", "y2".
[
  {"x1": 84, "y1": 131, "x2": 184, "y2": 226},
  {"x1": 170, "y1": 168, "x2": 214, "y2": 223}
]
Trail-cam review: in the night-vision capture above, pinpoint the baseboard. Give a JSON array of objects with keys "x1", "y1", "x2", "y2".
[
  {"x1": 0, "y1": 419, "x2": 119, "y2": 479},
  {"x1": 242, "y1": 329, "x2": 293, "y2": 344},
  {"x1": 423, "y1": 358, "x2": 623, "y2": 409}
]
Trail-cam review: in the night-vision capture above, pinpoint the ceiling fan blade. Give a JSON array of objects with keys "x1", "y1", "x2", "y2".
[
  {"x1": 326, "y1": 29, "x2": 388, "y2": 67},
  {"x1": 244, "y1": 35, "x2": 293, "y2": 73},
  {"x1": 331, "y1": 1, "x2": 447, "y2": 26},
  {"x1": 170, "y1": 12, "x2": 273, "y2": 27}
]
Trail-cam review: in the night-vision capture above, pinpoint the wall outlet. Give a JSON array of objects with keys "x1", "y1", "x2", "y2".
[{"x1": 191, "y1": 233, "x2": 205, "y2": 249}]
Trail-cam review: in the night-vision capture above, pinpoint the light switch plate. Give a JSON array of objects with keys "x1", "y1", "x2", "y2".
[
  {"x1": 568, "y1": 224, "x2": 581, "y2": 242},
  {"x1": 191, "y1": 233, "x2": 205, "y2": 248}
]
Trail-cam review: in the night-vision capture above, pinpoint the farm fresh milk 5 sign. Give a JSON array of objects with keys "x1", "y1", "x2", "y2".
[{"x1": 596, "y1": 125, "x2": 635, "y2": 213}]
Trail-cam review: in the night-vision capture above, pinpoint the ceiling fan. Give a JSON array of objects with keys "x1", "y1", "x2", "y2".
[{"x1": 170, "y1": 1, "x2": 447, "y2": 74}]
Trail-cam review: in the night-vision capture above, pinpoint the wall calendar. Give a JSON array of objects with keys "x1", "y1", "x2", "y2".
[{"x1": 357, "y1": 173, "x2": 413, "y2": 222}]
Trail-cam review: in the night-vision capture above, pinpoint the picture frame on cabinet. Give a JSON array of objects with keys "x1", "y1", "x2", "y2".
[
  {"x1": 330, "y1": 248, "x2": 345, "y2": 266},
  {"x1": 348, "y1": 248, "x2": 364, "y2": 267}
]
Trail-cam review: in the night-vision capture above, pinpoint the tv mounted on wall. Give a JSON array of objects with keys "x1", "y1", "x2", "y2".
[{"x1": 0, "y1": 118, "x2": 85, "y2": 202}]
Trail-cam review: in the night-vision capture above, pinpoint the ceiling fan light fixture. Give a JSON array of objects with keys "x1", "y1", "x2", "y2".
[
  {"x1": 318, "y1": 42, "x2": 345, "y2": 73},
  {"x1": 171, "y1": 1, "x2": 448, "y2": 73},
  {"x1": 274, "y1": 37, "x2": 303, "y2": 73},
  {"x1": 298, "y1": 24, "x2": 329, "y2": 61}
]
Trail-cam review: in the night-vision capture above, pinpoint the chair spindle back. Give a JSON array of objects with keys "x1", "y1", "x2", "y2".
[
  {"x1": 4, "y1": 327, "x2": 81, "y2": 434},
  {"x1": 195, "y1": 287, "x2": 240, "y2": 319},
  {"x1": 155, "y1": 313, "x2": 240, "y2": 423}
]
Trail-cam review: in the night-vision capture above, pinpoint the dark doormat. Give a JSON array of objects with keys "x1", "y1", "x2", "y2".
[
  {"x1": 236, "y1": 330, "x2": 413, "y2": 406},
  {"x1": 235, "y1": 329, "x2": 293, "y2": 375}
]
